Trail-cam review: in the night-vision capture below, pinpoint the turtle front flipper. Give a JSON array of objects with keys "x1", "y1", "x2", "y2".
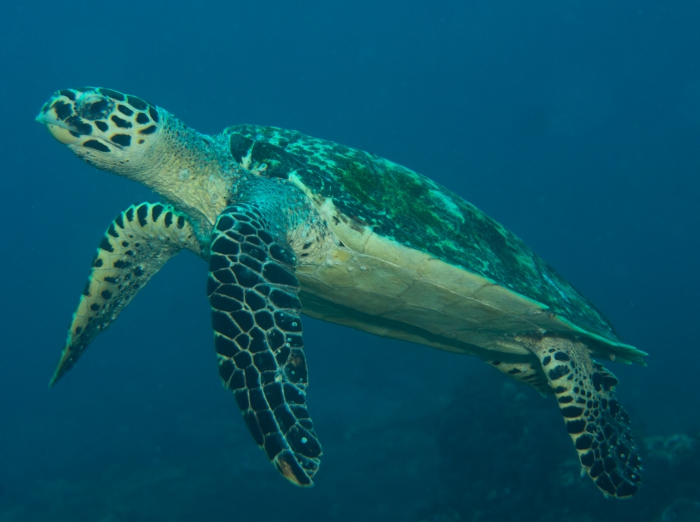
[
  {"x1": 528, "y1": 335, "x2": 642, "y2": 498},
  {"x1": 208, "y1": 204, "x2": 322, "y2": 486},
  {"x1": 51, "y1": 203, "x2": 202, "y2": 386}
]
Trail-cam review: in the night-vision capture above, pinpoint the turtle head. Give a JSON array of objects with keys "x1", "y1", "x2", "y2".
[
  {"x1": 36, "y1": 87, "x2": 164, "y2": 174},
  {"x1": 38, "y1": 87, "x2": 231, "y2": 230}
]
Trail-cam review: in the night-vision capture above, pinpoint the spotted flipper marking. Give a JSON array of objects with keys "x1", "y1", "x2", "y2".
[
  {"x1": 51, "y1": 203, "x2": 202, "y2": 386},
  {"x1": 487, "y1": 358, "x2": 550, "y2": 395},
  {"x1": 532, "y1": 336, "x2": 642, "y2": 498},
  {"x1": 207, "y1": 204, "x2": 321, "y2": 486}
]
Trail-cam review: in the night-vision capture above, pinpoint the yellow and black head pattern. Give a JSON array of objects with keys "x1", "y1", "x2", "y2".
[{"x1": 36, "y1": 87, "x2": 162, "y2": 157}]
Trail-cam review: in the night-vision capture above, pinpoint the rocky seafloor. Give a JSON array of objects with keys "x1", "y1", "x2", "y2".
[{"x1": 1, "y1": 367, "x2": 696, "y2": 522}]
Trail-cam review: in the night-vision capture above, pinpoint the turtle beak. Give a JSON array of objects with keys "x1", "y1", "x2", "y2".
[
  {"x1": 36, "y1": 90, "x2": 92, "y2": 145},
  {"x1": 36, "y1": 113, "x2": 83, "y2": 145}
]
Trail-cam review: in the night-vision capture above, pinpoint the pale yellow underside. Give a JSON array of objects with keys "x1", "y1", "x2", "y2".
[{"x1": 291, "y1": 184, "x2": 637, "y2": 363}]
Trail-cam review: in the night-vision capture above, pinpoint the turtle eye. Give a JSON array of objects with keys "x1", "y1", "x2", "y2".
[{"x1": 78, "y1": 95, "x2": 114, "y2": 121}]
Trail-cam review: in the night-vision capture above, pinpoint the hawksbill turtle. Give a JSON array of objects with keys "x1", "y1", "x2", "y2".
[{"x1": 36, "y1": 87, "x2": 646, "y2": 498}]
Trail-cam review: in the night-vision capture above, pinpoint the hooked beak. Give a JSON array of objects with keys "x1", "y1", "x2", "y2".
[
  {"x1": 36, "y1": 91, "x2": 96, "y2": 145},
  {"x1": 36, "y1": 111, "x2": 84, "y2": 145}
]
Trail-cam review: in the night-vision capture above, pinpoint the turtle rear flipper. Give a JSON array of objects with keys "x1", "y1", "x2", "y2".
[
  {"x1": 486, "y1": 358, "x2": 550, "y2": 396},
  {"x1": 208, "y1": 204, "x2": 322, "y2": 486},
  {"x1": 528, "y1": 336, "x2": 642, "y2": 498},
  {"x1": 51, "y1": 202, "x2": 202, "y2": 386}
]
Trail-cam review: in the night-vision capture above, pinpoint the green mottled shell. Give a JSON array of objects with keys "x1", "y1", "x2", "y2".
[{"x1": 225, "y1": 124, "x2": 620, "y2": 348}]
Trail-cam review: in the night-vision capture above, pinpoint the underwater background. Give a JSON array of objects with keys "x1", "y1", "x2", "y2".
[{"x1": 1, "y1": 0, "x2": 699, "y2": 520}]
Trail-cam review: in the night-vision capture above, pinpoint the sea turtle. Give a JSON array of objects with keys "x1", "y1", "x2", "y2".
[{"x1": 36, "y1": 87, "x2": 646, "y2": 498}]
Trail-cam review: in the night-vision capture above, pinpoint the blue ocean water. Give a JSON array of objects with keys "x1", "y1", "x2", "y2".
[{"x1": 1, "y1": 0, "x2": 699, "y2": 520}]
